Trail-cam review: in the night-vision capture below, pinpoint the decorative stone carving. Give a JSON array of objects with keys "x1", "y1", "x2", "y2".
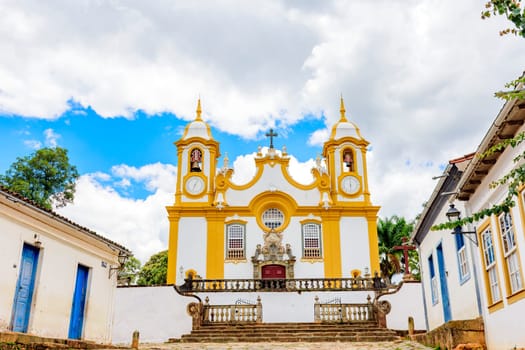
[{"x1": 251, "y1": 229, "x2": 296, "y2": 280}]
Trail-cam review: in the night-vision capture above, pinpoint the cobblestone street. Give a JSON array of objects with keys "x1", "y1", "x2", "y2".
[{"x1": 137, "y1": 340, "x2": 434, "y2": 350}]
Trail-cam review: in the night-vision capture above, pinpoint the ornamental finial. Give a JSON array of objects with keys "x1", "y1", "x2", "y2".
[
  {"x1": 196, "y1": 98, "x2": 202, "y2": 121},
  {"x1": 340, "y1": 95, "x2": 347, "y2": 122}
]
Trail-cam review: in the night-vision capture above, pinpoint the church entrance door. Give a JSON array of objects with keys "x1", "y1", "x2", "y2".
[{"x1": 261, "y1": 264, "x2": 285, "y2": 279}]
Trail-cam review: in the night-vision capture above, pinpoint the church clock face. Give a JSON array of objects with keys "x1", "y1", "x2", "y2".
[
  {"x1": 341, "y1": 175, "x2": 360, "y2": 195},
  {"x1": 185, "y1": 176, "x2": 205, "y2": 195}
]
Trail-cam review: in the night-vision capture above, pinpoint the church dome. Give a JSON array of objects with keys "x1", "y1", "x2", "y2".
[
  {"x1": 329, "y1": 97, "x2": 364, "y2": 141},
  {"x1": 181, "y1": 99, "x2": 213, "y2": 140}
]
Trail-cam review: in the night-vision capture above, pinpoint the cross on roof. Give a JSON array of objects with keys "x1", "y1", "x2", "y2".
[
  {"x1": 393, "y1": 237, "x2": 416, "y2": 276},
  {"x1": 265, "y1": 129, "x2": 278, "y2": 149}
]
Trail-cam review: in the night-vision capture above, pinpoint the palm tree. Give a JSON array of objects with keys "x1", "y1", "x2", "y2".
[{"x1": 377, "y1": 216, "x2": 415, "y2": 284}]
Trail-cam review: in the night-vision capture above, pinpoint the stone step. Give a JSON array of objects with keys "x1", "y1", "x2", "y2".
[
  {"x1": 178, "y1": 334, "x2": 399, "y2": 343},
  {"x1": 190, "y1": 329, "x2": 398, "y2": 336},
  {"x1": 174, "y1": 322, "x2": 400, "y2": 343}
]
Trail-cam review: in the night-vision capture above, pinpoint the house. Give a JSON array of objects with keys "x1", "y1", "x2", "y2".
[
  {"x1": 412, "y1": 93, "x2": 525, "y2": 349},
  {"x1": 0, "y1": 186, "x2": 130, "y2": 343}
]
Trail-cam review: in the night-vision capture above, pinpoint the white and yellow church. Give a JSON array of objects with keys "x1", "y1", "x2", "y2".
[{"x1": 166, "y1": 99, "x2": 380, "y2": 285}]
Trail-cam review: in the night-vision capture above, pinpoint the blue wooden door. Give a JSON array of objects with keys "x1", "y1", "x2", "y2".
[
  {"x1": 436, "y1": 244, "x2": 452, "y2": 322},
  {"x1": 11, "y1": 243, "x2": 40, "y2": 332},
  {"x1": 68, "y1": 265, "x2": 89, "y2": 339}
]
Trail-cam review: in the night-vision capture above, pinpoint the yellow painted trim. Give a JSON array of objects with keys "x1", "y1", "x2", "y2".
[
  {"x1": 507, "y1": 288, "x2": 525, "y2": 305},
  {"x1": 225, "y1": 259, "x2": 247, "y2": 264},
  {"x1": 248, "y1": 191, "x2": 297, "y2": 231},
  {"x1": 477, "y1": 219, "x2": 504, "y2": 306},
  {"x1": 495, "y1": 211, "x2": 524, "y2": 298},
  {"x1": 300, "y1": 218, "x2": 322, "y2": 225},
  {"x1": 518, "y1": 188, "x2": 525, "y2": 240},
  {"x1": 367, "y1": 215, "x2": 380, "y2": 275},
  {"x1": 321, "y1": 213, "x2": 341, "y2": 278},
  {"x1": 166, "y1": 213, "x2": 180, "y2": 284},
  {"x1": 206, "y1": 214, "x2": 225, "y2": 279},
  {"x1": 360, "y1": 145, "x2": 371, "y2": 203},
  {"x1": 487, "y1": 300, "x2": 504, "y2": 314},
  {"x1": 300, "y1": 258, "x2": 324, "y2": 263}
]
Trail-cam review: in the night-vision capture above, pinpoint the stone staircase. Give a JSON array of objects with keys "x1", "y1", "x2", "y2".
[{"x1": 172, "y1": 322, "x2": 400, "y2": 343}]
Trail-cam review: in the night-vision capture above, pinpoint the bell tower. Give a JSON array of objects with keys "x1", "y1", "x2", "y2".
[
  {"x1": 322, "y1": 97, "x2": 371, "y2": 204},
  {"x1": 174, "y1": 99, "x2": 220, "y2": 204}
]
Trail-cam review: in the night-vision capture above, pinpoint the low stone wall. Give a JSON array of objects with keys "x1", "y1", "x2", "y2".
[{"x1": 412, "y1": 318, "x2": 485, "y2": 350}]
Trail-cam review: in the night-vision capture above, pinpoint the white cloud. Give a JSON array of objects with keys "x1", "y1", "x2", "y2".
[
  {"x1": 57, "y1": 166, "x2": 176, "y2": 263},
  {"x1": 44, "y1": 128, "x2": 60, "y2": 147},
  {"x1": 3, "y1": 0, "x2": 524, "y2": 228},
  {"x1": 23, "y1": 139, "x2": 41, "y2": 149},
  {"x1": 111, "y1": 163, "x2": 177, "y2": 192}
]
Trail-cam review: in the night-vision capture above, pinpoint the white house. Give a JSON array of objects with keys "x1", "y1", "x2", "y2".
[
  {"x1": 0, "y1": 187, "x2": 130, "y2": 344},
  {"x1": 413, "y1": 93, "x2": 525, "y2": 350}
]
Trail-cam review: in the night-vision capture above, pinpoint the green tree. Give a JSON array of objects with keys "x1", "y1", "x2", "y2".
[
  {"x1": 137, "y1": 250, "x2": 168, "y2": 286},
  {"x1": 434, "y1": 1, "x2": 525, "y2": 231},
  {"x1": 118, "y1": 256, "x2": 141, "y2": 285},
  {"x1": 377, "y1": 216, "x2": 418, "y2": 283},
  {"x1": 0, "y1": 147, "x2": 79, "y2": 210},
  {"x1": 482, "y1": 0, "x2": 525, "y2": 38}
]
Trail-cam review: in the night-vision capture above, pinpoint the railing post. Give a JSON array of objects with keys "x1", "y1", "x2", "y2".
[
  {"x1": 314, "y1": 295, "x2": 321, "y2": 323},
  {"x1": 256, "y1": 295, "x2": 262, "y2": 323}
]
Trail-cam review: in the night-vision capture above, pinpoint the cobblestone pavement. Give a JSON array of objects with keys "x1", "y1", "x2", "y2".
[{"x1": 138, "y1": 340, "x2": 434, "y2": 350}]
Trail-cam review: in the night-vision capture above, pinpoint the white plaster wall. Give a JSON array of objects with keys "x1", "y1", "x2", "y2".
[
  {"x1": 112, "y1": 286, "x2": 192, "y2": 345},
  {"x1": 113, "y1": 286, "x2": 424, "y2": 343},
  {"x1": 339, "y1": 217, "x2": 370, "y2": 277},
  {"x1": 0, "y1": 203, "x2": 118, "y2": 343},
  {"x1": 202, "y1": 291, "x2": 373, "y2": 323},
  {"x1": 382, "y1": 282, "x2": 426, "y2": 330},
  {"x1": 177, "y1": 217, "x2": 207, "y2": 283},
  {"x1": 226, "y1": 163, "x2": 320, "y2": 207},
  {"x1": 417, "y1": 200, "x2": 480, "y2": 331},
  {"x1": 483, "y1": 298, "x2": 525, "y2": 350},
  {"x1": 463, "y1": 124, "x2": 525, "y2": 349}
]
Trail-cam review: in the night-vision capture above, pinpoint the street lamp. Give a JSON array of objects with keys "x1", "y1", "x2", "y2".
[
  {"x1": 445, "y1": 204, "x2": 478, "y2": 246},
  {"x1": 109, "y1": 252, "x2": 128, "y2": 279}
]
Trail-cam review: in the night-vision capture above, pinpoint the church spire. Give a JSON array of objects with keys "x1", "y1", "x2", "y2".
[
  {"x1": 339, "y1": 95, "x2": 348, "y2": 122},
  {"x1": 196, "y1": 98, "x2": 202, "y2": 121}
]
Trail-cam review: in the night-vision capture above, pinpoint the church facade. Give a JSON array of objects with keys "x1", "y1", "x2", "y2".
[{"x1": 166, "y1": 99, "x2": 380, "y2": 285}]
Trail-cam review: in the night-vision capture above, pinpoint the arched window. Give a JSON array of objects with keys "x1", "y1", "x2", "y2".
[
  {"x1": 190, "y1": 148, "x2": 202, "y2": 172},
  {"x1": 342, "y1": 149, "x2": 354, "y2": 172},
  {"x1": 302, "y1": 223, "x2": 322, "y2": 258},
  {"x1": 262, "y1": 208, "x2": 284, "y2": 230},
  {"x1": 226, "y1": 223, "x2": 245, "y2": 260}
]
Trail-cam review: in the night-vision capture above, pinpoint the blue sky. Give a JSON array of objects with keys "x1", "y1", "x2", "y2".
[
  {"x1": 0, "y1": 103, "x2": 326, "y2": 199},
  {"x1": 1, "y1": 0, "x2": 523, "y2": 261}
]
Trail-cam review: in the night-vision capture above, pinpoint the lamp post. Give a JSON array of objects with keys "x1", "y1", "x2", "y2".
[
  {"x1": 445, "y1": 204, "x2": 478, "y2": 246},
  {"x1": 109, "y1": 252, "x2": 128, "y2": 279}
]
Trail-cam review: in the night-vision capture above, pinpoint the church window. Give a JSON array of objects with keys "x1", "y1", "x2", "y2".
[
  {"x1": 262, "y1": 208, "x2": 284, "y2": 230},
  {"x1": 455, "y1": 231, "x2": 470, "y2": 284},
  {"x1": 226, "y1": 224, "x2": 245, "y2": 260},
  {"x1": 190, "y1": 148, "x2": 202, "y2": 172},
  {"x1": 342, "y1": 149, "x2": 354, "y2": 172},
  {"x1": 428, "y1": 254, "x2": 438, "y2": 305},
  {"x1": 302, "y1": 223, "x2": 322, "y2": 258},
  {"x1": 481, "y1": 226, "x2": 501, "y2": 304},
  {"x1": 498, "y1": 212, "x2": 523, "y2": 294}
]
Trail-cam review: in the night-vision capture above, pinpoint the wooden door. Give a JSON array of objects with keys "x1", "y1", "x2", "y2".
[
  {"x1": 11, "y1": 243, "x2": 40, "y2": 332},
  {"x1": 261, "y1": 264, "x2": 286, "y2": 279}
]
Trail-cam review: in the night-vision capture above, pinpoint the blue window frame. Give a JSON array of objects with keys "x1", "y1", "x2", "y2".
[
  {"x1": 455, "y1": 231, "x2": 470, "y2": 284},
  {"x1": 428, "y1": 254, "x2": 438, "y2": 305}
]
